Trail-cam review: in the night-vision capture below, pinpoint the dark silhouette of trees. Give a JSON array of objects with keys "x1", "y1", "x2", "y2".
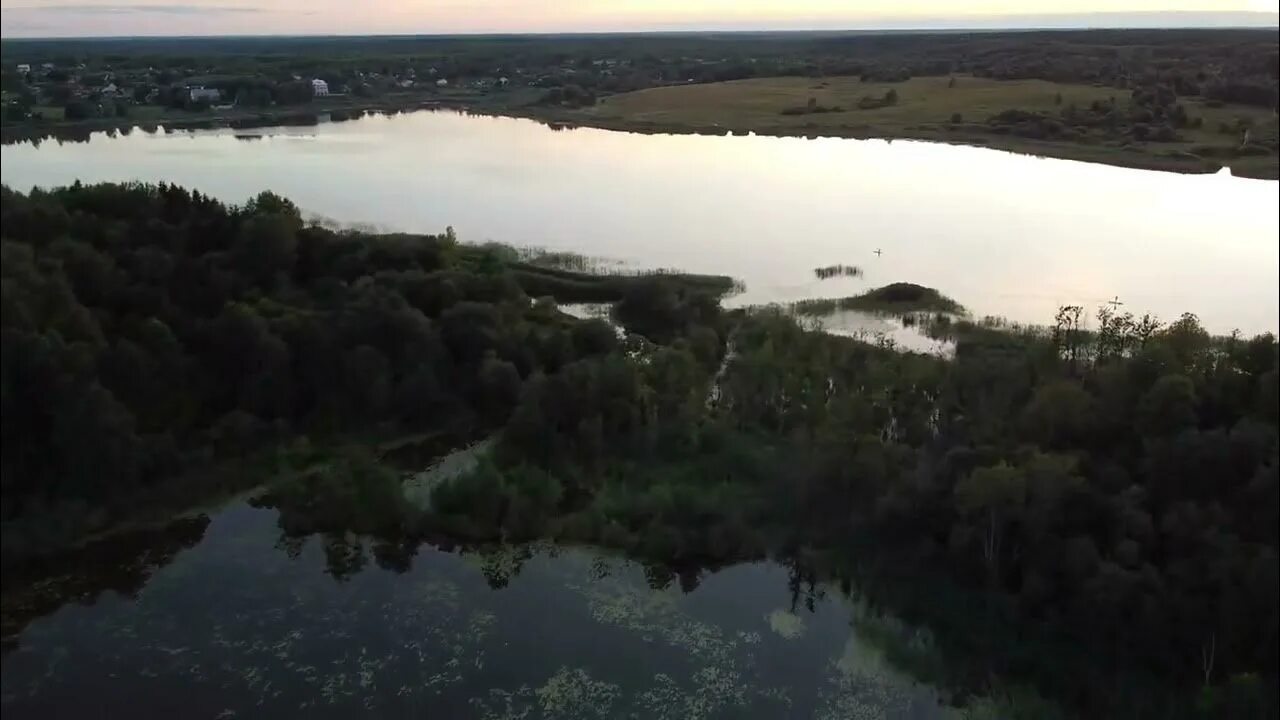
[
  {"x1": 1, "y1": 182, "x2": 720, "y2": 564},
  {"x1": 3, "y1": 182, "x2": 1275, "y2": 719}
]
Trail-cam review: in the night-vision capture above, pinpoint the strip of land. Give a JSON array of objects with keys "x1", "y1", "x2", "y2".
[
  {"x1": 4, "y1": 31, "x2": 1276, "y2": 177},
  {"x1": 535, "y1": 75, "x2": 1280, "y2": 179}
]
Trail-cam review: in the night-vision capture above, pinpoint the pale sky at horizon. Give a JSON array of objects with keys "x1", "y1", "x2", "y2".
[{"x1": 2, "y1": 0, "x2": 1277, "y2": 38}]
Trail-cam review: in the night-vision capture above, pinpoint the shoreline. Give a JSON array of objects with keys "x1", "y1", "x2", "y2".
[
  {"x1": 499, "y1": 106, "x2": 1279, "y2": 180},
  {"x1": 4, "y1": 97, "x2": 1277, "y2": 180}
]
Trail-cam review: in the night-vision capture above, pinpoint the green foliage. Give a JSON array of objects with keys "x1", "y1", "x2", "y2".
[
  {"x1": 0, "y1": 182, "x2": 690, "y2": 559},
  {"x1": 3, "y1": 182, "x2": 1276, "y2": 718},
  {"x1": 792, "y1": 282, "x2": 964, "y2": 316},
  {"x1": 254, "y1": 453, "x2": 413, "y2": 536},
  {"x1": 1022, "y1": 380, "x2": 1095, "y2": 447},
  {"x1": 1137, "y1": 374, "x2": 1198, "y2": 437},
  {"x1": 955, "y1": 462, "x2": 1026, "y2": 515}
]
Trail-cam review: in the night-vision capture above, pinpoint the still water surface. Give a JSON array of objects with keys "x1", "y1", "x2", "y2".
[
  {"x1": 2, "y1": 111, "x2": 1276, "y2": 334},
  {"x1": 1, "y1": 503, "x2": 948, "y2": 719}
]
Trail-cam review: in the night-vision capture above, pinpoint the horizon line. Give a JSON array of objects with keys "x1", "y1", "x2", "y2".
[
  {"x1": 3, "y1": 9, "x2": 1277, "y2": 41},
  {"x1": 4, "y1": 24, "x2": 1279, "y2": 43}
]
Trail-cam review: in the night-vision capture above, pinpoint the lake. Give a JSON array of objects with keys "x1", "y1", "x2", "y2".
[
  {"x1": 0, "y1": 502, "x2": 950, "y2": 719},
  {"x1": 2, "y1": 110, "x2": 1277, "y2": 335}
]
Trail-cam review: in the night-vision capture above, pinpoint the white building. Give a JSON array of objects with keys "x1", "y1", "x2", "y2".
[
  {"x1": 188, "y1": 86, "x2": 221, "y2": 103},
  {"x1": 435, "y1": 78, "x2": 448, "y2": 88},
  {"x1": 16, "y1": 63, "x2": 30, "y2": 74},
  {"x1": 312, "y1": 78, "x2": 329, "y2": 96}
]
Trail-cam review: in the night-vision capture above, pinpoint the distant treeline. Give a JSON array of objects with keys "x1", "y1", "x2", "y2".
[{"x1": 3, "y1": 29, "x2": 1276, "y2": 118}]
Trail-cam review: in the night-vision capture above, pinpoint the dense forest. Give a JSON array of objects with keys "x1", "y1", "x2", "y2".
[
  {"x1": 1, "y1": 183, "x2": 1276, "y2": 718},
  {"x1": 0, "y1": 181, "x2": 732, "y2": 560}
]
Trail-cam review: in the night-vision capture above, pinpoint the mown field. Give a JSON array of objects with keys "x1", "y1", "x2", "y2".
[{"x1": 570, "y1": 75, "x2": 1279, "y2": 177}]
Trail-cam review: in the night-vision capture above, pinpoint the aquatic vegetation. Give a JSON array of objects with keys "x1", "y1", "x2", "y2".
[
  {"x1": 815, "y1": 669, "x2": 939, "y2": 720},
  {"x1": 766, "y1": 609, "x2": 806, "y2": 640},
  {"x1": 470, "y1": 687, "x2": 534, "y2": 720},
  {"x1": 792, "y1": 283, "x2": 965, "y2": 316},
  {"x1": 813, "y1": 264, "x2": 864, "y2": 280},
  {"x1": 534, "y1": 667, "x2": 621, "y2": 718},
  {"x1": 569, "y1": 577, "x2": 759, "y2": 717}
]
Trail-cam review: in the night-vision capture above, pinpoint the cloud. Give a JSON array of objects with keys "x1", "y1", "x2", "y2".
[{"x1": 2, "y1": 3, "x2": 261, "y2": 15}]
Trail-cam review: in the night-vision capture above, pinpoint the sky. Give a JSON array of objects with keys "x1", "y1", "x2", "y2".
[{"x1": 1, "y1": 0, "x2": 1277, "y2": 38}]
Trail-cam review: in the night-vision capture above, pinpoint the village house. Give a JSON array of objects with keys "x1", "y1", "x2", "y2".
[
  {"x1": 188, "y1": 86, "x2": 221, "y2": 103},
  {"x1": 311, "y1": 78, "x2": 329, "y2": 96}
]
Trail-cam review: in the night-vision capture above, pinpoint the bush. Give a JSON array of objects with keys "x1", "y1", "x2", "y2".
[{"x1": 63, "y1": 100, "x2": 96, "y2": 121}]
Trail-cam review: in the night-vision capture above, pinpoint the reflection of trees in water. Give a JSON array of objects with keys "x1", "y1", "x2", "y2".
[
  {"x1": 474, "y1": 544, "x2": 534, "y2": 589},
  {"x1": 372, "y1": 537, "x2": 418, "y2": 573},
  {"x1": 1, "y1": 514, "x2": 210, "y2": 654},
  {"x1": 786, "y1": 557, "x2": 824, "y2": 614},
  {"x1": 642, "y1": 562, "x2": 705, "y2": 594},
  {"x1": 320, "y1": 533, "x2": 368, "y2": 582}
]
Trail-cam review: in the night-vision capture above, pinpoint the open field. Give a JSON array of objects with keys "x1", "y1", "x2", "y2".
[{"x1": 562, "y1": 75, "x2": 1279, "y2": 178}]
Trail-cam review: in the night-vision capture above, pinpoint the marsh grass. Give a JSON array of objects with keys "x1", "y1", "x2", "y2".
[
  {"x1": 813, "y1": 264, "x2": 863, "y2": 280},
  {"x1": 793, "y1": 283, "x2": 964, "y2": 316}
]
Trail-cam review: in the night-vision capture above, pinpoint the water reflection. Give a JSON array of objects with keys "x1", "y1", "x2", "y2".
[
  {"x1": 2, "y1": 109, "x2": 1275, "y2": 335},
  {"x1": 1, "y1": 514, "x2": 210, "y2": 654},
  {"x1": 0, "y1": 502, "x2": 951, "y2": 719}
]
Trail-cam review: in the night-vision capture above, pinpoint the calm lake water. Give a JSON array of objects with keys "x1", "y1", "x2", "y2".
[
  {"x1": 2, "y1": 111, "x2": 1276, "y2": 335},
  {"x1": 1, "y1": 502, "x2": 949, "y2": 719}
]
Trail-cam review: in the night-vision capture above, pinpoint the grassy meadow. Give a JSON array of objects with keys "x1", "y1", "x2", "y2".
[{"x1": 569, "y1": 75, "x2": 1279, "y2": 178}]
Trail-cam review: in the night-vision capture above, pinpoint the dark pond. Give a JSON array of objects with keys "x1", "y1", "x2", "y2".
[{"x1": 1, "y1": 501, "x2": 952, "y2": 719}]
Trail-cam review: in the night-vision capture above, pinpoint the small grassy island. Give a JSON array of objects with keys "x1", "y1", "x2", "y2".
[
  {"x1": 2, "y1": 183, "x2": 1277, "y2": 719},
  {"x1": 792, "y1": 282, "x2": 965, "y2": 316}
]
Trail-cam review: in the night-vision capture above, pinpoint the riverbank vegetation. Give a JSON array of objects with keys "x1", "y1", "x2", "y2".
[
  {"x1": 423, "y1": 300, "x2": 1278, "y2": 718},
  {"x1": 0, "y1": 181, "x2": 732, "y2": 566},
  {"x1": 813, "y1": 263, "x2": 862, "y2": 280},
  {"x1": 1, "y1": 183, "x2": 1276, "y2": 718},
  {"x1": 3, "y1": 29, "x2": 1276, "y2": 176},
  {"x1": 792, "y1": 282, "x2": 965, "y2": 316},
  {"x1": 576, "y1": 74, "x2": 1279, "y2": 178}
]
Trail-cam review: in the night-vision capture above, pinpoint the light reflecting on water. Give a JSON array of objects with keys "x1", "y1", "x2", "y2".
[
  {"x1": 0, "y1": 504, "x2": 950, "y2": 719},
  {"x1": 2, "y1": 111, "x2": 1276, "y2": 334}
]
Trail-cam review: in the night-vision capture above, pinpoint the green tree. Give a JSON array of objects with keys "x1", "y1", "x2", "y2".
[
  {"x1": 1137, "y1": 374, "x2": 1197, "y2": 437},
  {"x1": 1023, "y1": 380, "x2": 1095, "y2": 447},
  {"x1": 955, "y1": 462, "x2": 1026, "y2": 583}
]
